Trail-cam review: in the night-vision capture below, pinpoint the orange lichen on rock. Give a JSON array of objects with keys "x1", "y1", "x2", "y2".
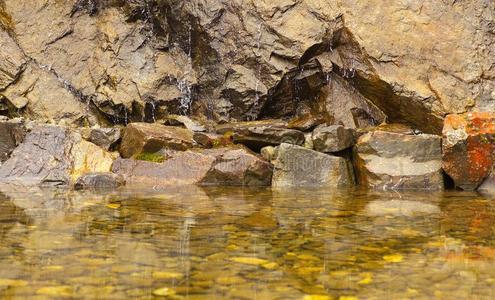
[{"x1": 443, "y1": 113, "x2": 495, "y2": 190}]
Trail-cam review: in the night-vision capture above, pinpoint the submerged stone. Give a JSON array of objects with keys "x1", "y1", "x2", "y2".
[
  {"x1": 74, "y1": 173, "x2": 125, "y2": 190},
  {"x1": 272, "y1": 143, "x2": 354, "y2": 187},
  {"x1": 354, "y1": 130, "x2": 443, "y2": 190},
  {"x1": 120, "y1": 122, "x2": 194, "y2": 158},
  {"x1": 443, "y1": 113, "x2": 495, "y2": 190}
]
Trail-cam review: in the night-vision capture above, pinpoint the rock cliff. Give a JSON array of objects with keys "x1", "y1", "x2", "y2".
[{"x1": 0, "y1": 0, "x2": 493, "y2": 134}]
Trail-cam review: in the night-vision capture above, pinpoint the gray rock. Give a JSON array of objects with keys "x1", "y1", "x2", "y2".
[
  {"x1": 272, "y1": 143, "x2": 354, "y2": 187},
  {"x1": 74, "y1": 173, "x2": 125, "y2": 190},
  {"x1": 354, "y1": 131, "x2": 443, "y2": 190},
  {"x1": 0, "y1": 126, "x2": 73, "y2": 186},
  {"x1": 0, "y1": 125, "x2": 115, "y2": 187},
  {"x1": 88, "y1": 127, "x2": 121, "y2": 150},
  {"x1": 312, "y1": 124, "x2": 355, "y2": 153}
]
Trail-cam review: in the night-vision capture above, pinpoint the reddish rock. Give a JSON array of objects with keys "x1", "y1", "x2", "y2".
[{"x1": 443, "y1": 113, "x2": 495, "y2": 190}]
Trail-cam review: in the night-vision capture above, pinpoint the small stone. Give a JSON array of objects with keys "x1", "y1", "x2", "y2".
[
  {"x1": 0, "y1": 119, "x2": 26, "y2": 163},
  {"x1": 383, "y1": 253, "x2": 403, "y2": 263},
  {"x1": 74, "y1": 173, "x2": 125, "y2": 190},
  {"x1": 312, "y1": 124, "x2": 355, "y2": 153},
  {"x1": 36, "y1": 286, "x2": 74, "y2": 297},
  {"x1": 152, "y1": 287, "x2": 176, "y2": 297},
  {"x1": 260, "y1": 146, "x2": 277, "y2": 161},
  {"x1": 88, "y1": 127, "x2": 121, "y2": 150},
  {"x1": 0, "y1": 278, "x2": 28, "y2": 287},
  {"x1": 229, "y1": 257, "x2": 270, "y2": 266},
  {"x1": 152, "y1": 272, "x2": 184, "y2": 280}
]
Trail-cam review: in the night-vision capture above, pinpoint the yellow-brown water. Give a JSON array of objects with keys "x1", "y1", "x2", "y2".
[{"x1": 0, "y1": 186, "x2": 494, "y2": 299}]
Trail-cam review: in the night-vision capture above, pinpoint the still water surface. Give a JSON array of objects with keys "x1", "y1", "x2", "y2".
[{"x1": 0, "y1": 186, "x2": 494, "y2": 299}]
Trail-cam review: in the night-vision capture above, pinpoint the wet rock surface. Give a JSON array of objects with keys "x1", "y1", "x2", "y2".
[
  {"x1": 0, "y1": 0, "x2": 491, "y2": 134},
  {"x1": 120, "y1": 123, "x2": 194, "y2": 158},
  {"x1": 272, "y1": 143, "x2": 354, "y2": 187},
  {"x1": 74, "y1": 172, "x2": 125, "y2": 190},
  {"x1": 354, "y1": 131, "x2": 443, "y2": 190},
  {"x1": 443, "y1": 113, "x2": 495, "y2": 190},
  {"x1": 312, "y1": 124, "x2": 355, "y2": 153}
]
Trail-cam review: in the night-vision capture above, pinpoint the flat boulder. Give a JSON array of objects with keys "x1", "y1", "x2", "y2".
[
  {"x1": 443, "y1": 113, "x2": 495, "y2": 190},
  {"x1": 216, "y1": 120, "x2": 304, "y2": 151},
  {"x1": 272, "y1": 143, "x2": 354, "y2": 187},
  {"x1": 120, "y1": 122, "x2": 194, "y2": 158},
  {"x1": 312, "y1": 124, "x2": 355, "y2": 153},
  {"x1": 354, "y1": 131, "x2": 443, "y2": 190},
  {"x1": 112, "y1": 146, "x2": 272, "y2": 187},
  {"x1": 74, "y1": 173, "x2": 125, "y2": 190},
  {"x1": 0, "y1": 125, "x2": 115, "y2": 186},
  {"x1": 0, "y1": 119, "x2": 26, "y2": 163}
]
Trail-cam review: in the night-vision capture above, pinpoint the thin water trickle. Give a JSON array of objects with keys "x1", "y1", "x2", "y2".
[{"x1": 177, "y1": 23, "x2": 194, "y2": 115}]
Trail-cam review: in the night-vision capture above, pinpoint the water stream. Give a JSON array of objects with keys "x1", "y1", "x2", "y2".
[{"x1": 0, "y1": 187, "x2": 494, "y2": 299}]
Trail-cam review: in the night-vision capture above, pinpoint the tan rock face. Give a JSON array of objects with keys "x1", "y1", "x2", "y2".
[
  {"x1": 119, "y1": 123, "x2": 194, "y2": 158},
  {"x1": 0, "y1": 0, "x2": 492, "y2": 133},
  {"x1": 354, "y1": 131, "x2": 444, "y2": 190}
]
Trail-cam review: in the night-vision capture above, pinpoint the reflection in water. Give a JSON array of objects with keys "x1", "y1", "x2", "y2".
[{"x1": 0, "y1": 186, "x2": 494, "y2": 299}]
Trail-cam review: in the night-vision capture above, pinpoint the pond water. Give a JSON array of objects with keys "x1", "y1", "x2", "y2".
[{"x1": 0, "y1": 186, "x2": 494, "y2": 299}]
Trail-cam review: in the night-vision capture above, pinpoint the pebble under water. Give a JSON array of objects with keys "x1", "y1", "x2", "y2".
[{"x1": 0, "y1": 186, "x2": 494, "y2": 299}]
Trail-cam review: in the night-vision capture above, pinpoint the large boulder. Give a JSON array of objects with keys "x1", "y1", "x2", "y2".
[
  {"x1": 112, "y1": 152, "x2": 215, "y2": 187},
  {"x1": 119, "y1": 122, "x2": 194, "y2": 158},
  {"x1": 112, "y1": 146, "x2": 272, "y2": 187},
  {"x1": 0, "y1": 119, "x2": 26, "y2": 163},
  {"x1": 0, "y1": 125, "x2": 115, "y2": 186},
  {"x1": 443, "y1": 113, "x2": 495, "y2": 190},
  {"x1": 354, "y1": 131, "x2": 443, "y2": 190},
  {"x1": 272, "y1": 143, "x2": 354, "y2": 187},
  {"x1": 312, "y1": 124, "x2": 355, "y2": 153}
]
